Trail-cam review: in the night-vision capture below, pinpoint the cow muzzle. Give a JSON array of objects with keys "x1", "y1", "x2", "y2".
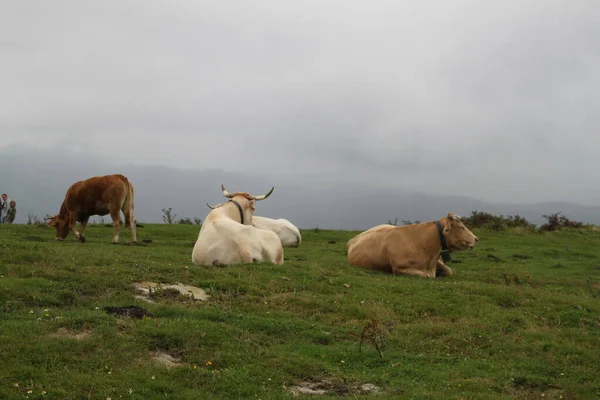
[{"x1": 468, "y1": 237, "x2": 479, "y2": 249}]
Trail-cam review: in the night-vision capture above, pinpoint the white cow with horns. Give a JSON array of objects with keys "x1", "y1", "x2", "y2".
[{"x1": 192, "y1": 185, "x2": 284, "y2": 266}]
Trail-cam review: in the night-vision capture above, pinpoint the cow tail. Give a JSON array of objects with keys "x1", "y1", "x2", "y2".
[
  {"x1": 122, "y1": 177, "x2": 137, "y2": 243},
  {"x1": 123, "y1": 177, "x2": 135, "y2": 228}
]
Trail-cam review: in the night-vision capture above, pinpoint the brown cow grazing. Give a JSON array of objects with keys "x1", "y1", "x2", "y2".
[
  {"x1": 346, "y1": 213, "x2": 478, "y2": 278},
  {"x1": 47, "y1": 174, "x2": 137, "y2": 244}
]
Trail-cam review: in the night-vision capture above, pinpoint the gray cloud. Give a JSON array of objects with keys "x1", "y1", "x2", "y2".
[{"x1": 1, "y1": 0, "x2": 599, "y2": 205}]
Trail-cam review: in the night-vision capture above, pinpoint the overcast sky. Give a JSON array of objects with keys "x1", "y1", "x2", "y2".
[{"x1": 1, "y1": 0, "x2": 599, "y2": 205}]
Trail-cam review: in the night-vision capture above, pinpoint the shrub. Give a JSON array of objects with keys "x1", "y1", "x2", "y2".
[
  {"x1": 161, "y1": 208, "x2": 177, "y2": 224},
  {"x1": 388, "y1": 218, "x2": 420, "y2": 226},
  {"x1": 540, "y1": 212, "x2": 584, "y2": 232},
  {"x1": 463, "y1": 211, "x2": 536, "y2": 231},
  {"x1": 27, "y1": 213, "x2": 48, "y2": 227}
]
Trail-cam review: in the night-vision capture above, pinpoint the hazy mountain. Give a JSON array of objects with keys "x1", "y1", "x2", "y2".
[{"x1": 1, "y1": 145, "x2": 599, "y2": 229}]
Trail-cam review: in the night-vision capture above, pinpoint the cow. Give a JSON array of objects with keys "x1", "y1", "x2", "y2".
[
  {"x1": 192, "y1": 185, "x2": 284, "y2": 266},
  {"x1": 251, "y1": 216, "x2": 302, "y2": 248},
  {"x1": 346, "y1": 213, "x2": 478, "y2": 278},
  {"x1": 204, "y1": 209, "x2": 302, "y2": 248},
  {"x1": 46, "y1": 174, "x2": 137, "y2": 244}
]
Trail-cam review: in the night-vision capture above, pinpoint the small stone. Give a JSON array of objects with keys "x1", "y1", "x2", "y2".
[{"x1": 361, "y1": 383, "x2": 381, "y2": 393}]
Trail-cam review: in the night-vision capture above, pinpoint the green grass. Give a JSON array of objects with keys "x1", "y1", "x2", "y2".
[{"x1": 1, "y1": 223, "x2": 599, "y2": 399}]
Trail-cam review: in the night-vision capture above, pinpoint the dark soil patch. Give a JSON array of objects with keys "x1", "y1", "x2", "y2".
[
  {"x1": 23, "y1": 236, "x2": 45, "y2": 242},
  {"x1": 104, "y1": 305, "x2": 154, "y2": 319}
]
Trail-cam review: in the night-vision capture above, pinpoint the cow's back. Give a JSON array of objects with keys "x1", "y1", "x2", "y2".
[
  {"x1": 64, "y1": 174, "x2": 129, "y2": 215},
  {"x1": 347, "y1": 222, "x2": 442, "y2": 275},
  {"x1": 238, "y1": 225, "x2": 284, "y2": 264},
  {"x1": 192, "y1": 218, "x2": 284, "y2": 266},
  {"x1": 253, "y1": 216, "x2": 301, "y2": 247},
  {"x1": 347, "y1": 224, "x2": 397, "y2": 272}
]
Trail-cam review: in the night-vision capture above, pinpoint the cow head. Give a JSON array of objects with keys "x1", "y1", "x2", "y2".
[
  {"x1": 442, "y1": 213, "x2": 479, "y2": 252},
  {"x1": 46, "y1": 215, "x2": 70, "y2": 240},
  {"x1": 206, "y1": 184, "x2": 274, "y2": 225}
]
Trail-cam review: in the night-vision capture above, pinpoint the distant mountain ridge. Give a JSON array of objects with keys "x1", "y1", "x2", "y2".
[{"x1": 1, "y1": 145, "x2": 599, "y2": 229}]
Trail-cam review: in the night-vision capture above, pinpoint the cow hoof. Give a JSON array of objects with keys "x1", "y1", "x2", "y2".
[
  {"x1": 111, "y1": 241, "x2": 118, "y2": 245},
  {"x1": 79, "y1": 236, "x2": 86, "y2": 243},
  {"x1": 212, "y1": 259, "x2": 226, "y2": 268},
  {"x1": 436, "y1": 268, "x2": 453, "y2": 277}
]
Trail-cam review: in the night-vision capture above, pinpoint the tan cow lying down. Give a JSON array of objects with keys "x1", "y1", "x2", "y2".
[
  {"x1": 346, "y1": 213, "x2": 478, "y2": 278},
  {"x1": 192, "y1": 185, "x2": 284, "y2": 266},
  {"x1": 47, "y1": 174, "x2": 137, "y2": 244}
]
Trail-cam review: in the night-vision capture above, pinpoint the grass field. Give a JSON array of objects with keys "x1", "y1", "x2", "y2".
[{"x1": 1, "y1": 223, "x2": 599, "y2": 399}]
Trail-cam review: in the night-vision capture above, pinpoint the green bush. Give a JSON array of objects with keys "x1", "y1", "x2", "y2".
[
  {"x1": 540, "y1": 212, "x2": 584, "y2": 232},
  {"x1": 463, "y1": 211, "x2": 536, "y2": 231}
]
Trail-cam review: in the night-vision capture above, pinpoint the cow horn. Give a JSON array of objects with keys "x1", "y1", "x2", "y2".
[
  {"x1": 251, "y1": 186, "x2": 275, "y2": 201},
  {"x1": 206, "y1": 202, "x2": 218, "y2": 209},
  {"x1": 221, "y1": 184, "x2": 234, "y2": 198},
  {"x1": 448, "y1": 213, "x2": 461, "y2": 221}
]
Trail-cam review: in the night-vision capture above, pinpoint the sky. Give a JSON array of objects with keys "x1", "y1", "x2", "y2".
[{"x1": 1, "y1": 0, "x2": 599, "y2": 205}]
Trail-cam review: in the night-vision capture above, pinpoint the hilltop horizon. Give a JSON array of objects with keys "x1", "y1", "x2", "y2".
[{"x1": 1, "y1": 145, "x2": 599, "y2": 229}]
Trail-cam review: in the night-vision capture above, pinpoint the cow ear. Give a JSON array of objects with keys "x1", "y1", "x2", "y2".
[
  {"x1": 448, "y1": 213, "x2": 461, "y2": 221},
  {"x1": 443, "y1": 225, "x2": 451, "y2": 235}
]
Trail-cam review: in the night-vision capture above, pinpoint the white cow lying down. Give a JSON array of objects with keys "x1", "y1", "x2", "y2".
[
  {"x1": 252, "y1": 216, "x2": 302, "y2": 248},
  {"x1": 192, "y1": 185, "x2": 284, "y2": 266}
]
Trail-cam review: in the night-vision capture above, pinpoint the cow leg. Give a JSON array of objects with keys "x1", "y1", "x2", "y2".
[
  {"x1": 394, "y1": 268, "x2": 433, "y2": 278},
  {"x1": 123, "y1": 200, "x2": 137, "y2": 244},
  {"x1": 275, "y1": 246, "x2": 284, "y2": 265},
  {"x1": 261, "y1": 245, "x2": 284, "y2": 265},
  {"x1": 78, "y1": 217, "x2": 90, "y2": 243},
  {"x1": 110, "y1": 210, "x2": 123, "y2": 244},
  {"x1": 127, "y1": 213, "x2": 137, "y2": 244},
  {"x1": 238, "y1": 247, "x2": 255, "y2": 263},
  {"x1": 435, "y1": 260, "x2": 453, "y2": 277},
  {"x1": 68, "y1": 215, "x2": 82, "y2": 242}
]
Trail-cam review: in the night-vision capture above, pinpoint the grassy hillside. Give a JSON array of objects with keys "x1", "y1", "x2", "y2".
[{"x1": 0, "y1": 224, "x2": 599, "y2": 399}]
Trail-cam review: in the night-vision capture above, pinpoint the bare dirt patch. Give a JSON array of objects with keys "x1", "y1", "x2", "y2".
[
  {"x1": 51, "y1": 327, "x2": 92, "y2": 341},
  {"x1": 288, "y1": 377, "x2": 381, "y2": 396},
  {"x1": 151, "y1": 351, "x2": 184, "y2": 368},
  {"x1": 133, "y1": 281, "x2": 210, "y2": 302}
]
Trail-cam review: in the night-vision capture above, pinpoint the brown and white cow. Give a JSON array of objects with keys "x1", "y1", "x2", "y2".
[
  {"x1": 46, "y1": 174, "x2": 137, "y2": 244},
  {"x1": 192, "y1": 185, "x2": 283, "y2": 266},
  {"x1": 346, "y1": 213, "x2": 478, "y2": 278}
]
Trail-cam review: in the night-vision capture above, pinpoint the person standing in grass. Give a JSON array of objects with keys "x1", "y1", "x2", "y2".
[
  {"x1": 0, "y1": 193, "x2": 9, "y2": 224},
  {"x1": 6, "y1": 200, "x2": 16, "y2": 224}
]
